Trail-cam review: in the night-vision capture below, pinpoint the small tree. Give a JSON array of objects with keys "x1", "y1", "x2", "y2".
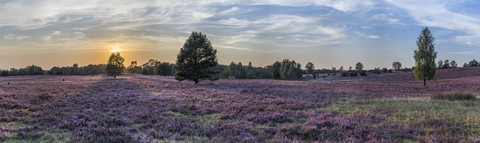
[
  {"x1": 413, "y1": 27, "x2": 437, "y2": 86},
  {"x1": 450, "y1": 60, "x2": 457, "y2": 68},
  {"x1": 128, "y1": 61, "x2": 138, "y2": 75},
  {"x1": 305, "y1": 62, "x2": 314, "y2": 76},
  {"x1": 463, "y1": 63, "x2": 468, "y2": 67},
  {"x1": 175, "y1": 31, "x2": 219, "y2": 84},
  {"x1": 106, "y1": 52, "x2": 125, "y2": 79},
  {"x1": 442, "y1": 59, "x2": 450, "y2": 69},
  {"x1": 468, "y1": 60, "x2": 478, "y2": 67},
  {"x1": 392, "y1": 62, "x2": 402, "y2": 71},
  {"x1": 355, "y1": 62, "x2": 364, "y2": 71},
  {"x1": 437, "y1": 60, "x2": 443, "y2": 69}
]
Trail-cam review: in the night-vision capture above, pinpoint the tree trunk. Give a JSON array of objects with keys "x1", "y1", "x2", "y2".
[
  {"x1": 194, "y1": 79, "x2": 199, "y2": 84},
  {"x1": 114, "y1": 75, "x2": 116, "y2": 79},
  {"x1": 424, "y1": 78, "x2": 426, "y2": 86}
]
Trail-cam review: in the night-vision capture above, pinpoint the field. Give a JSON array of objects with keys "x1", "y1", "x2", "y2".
[{"x1": 1, "y1": 68, "x2": 480, "y2": 142}]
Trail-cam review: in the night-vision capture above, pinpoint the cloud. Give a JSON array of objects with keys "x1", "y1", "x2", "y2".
[
  {"x1": 368, "y1": 35, "x2": 379, "y2": 39},
  {"x1": 354, "y1": 31, "x2": 380, "y2": 39},
  {"x1": 386, "y1": 0, "x2": 480, "y2": 45},
  {"x1": 244, "y1": 0, "x2": 374, "y2": 12},
  {"x1": 3, "y1": 34, "x2": 31, "y2": 41}
]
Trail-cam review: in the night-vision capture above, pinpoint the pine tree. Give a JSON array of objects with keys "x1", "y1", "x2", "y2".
[
  {"x1": 414, "y1": 27, "x2": 437, "y2": 86},
  {"x1": 175, "y1": 31, "x2": 219, "y2": 84},
  {"x1": 106, "y1": 52, "x2": 125, "y2": 79}
]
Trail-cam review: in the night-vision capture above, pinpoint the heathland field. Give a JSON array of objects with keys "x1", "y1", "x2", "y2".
[{"x1": 2, "y1": 68, "x2": 480, "y2": 142}]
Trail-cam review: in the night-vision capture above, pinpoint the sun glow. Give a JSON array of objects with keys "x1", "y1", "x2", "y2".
[{"x1": 113, "y1": 49, "x2": 120, "y2": 53}]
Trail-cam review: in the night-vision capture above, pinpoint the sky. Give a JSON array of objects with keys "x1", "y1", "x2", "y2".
[{"x1": 1, "y1": 0, "x2": 480, "y2": 70}]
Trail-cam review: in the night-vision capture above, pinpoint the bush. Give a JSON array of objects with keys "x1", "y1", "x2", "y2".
[
  {"x1": 341, "y1": 71, "x2": 358, "y2": 77},
  {"x1": 431, "y1": 92, "x2": 477, "y2": 101},
  {"x1": 359, "y1": 70, "x2": 367, "y2": 76},
  {"x1": 349, "y1": 72, "x2": 358, "y2": 77}
]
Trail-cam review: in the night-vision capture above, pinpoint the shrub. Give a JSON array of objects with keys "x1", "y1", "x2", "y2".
[
  {"x1": 349, "y1": 72, "x2": 358, "y2": 77},
  {"x1": 341, "y1": 72, "x2": 348, "y2": 77},
  {"x1": 431, "y1": 92, "x2": 477, "y2": 101},
  {"x1": 359, "y1": 70, "x2": 367, "y2": 76}
]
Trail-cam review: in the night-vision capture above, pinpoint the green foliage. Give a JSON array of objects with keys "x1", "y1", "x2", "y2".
[
  {"x1": 272, "y1": 61, "x2": 281, "y2": 79},
  {"x1": 450, "y1": 60, "x2": 457, "y2": 68},
  {"x1": 106, "y1": 52, "x2": 125, "y2": 79},
  {"x1": 175, "y1": 31, "x2": 219, "y2": 84},
  {"x1": 431, "y1": 92, "x2": 477, "y2": 101},
  {"x1": 279, "y1": 59, "x2": 302, "y2": 80},
  {"x1": 156, "y1": 62, "x2": 174, "y2": 77},
  {"x1": 392, "y1": 62, "x2": 402, "y2": 71},
  {"x1": 413, "y1": 27, "x2": 437, "y2": 86}
]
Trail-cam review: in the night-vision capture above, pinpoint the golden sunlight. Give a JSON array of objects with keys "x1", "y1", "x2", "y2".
[{"x1": 113, "y1": 49, "x2": 120, "y2": 53}]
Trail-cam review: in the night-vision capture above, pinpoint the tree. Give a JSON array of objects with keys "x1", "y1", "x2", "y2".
[
  {"x1": 437, "y1": 60, "x2": 443, "y2": 69},
  {"x1": 463, "y1": 63, "x2": 468, "y2": 67},
  {"x1": 127, "y1": 61, "x2": 138, "y2": 75},
  {"x1": 305, "y1": 62, "x2": 314, "y2": 75},
  {"x1": 450, "y1": 60, "x2": 457, "y2": 68},
  {"x1": 157, "y1": 62, "x2": 173, "y2": 77},
  {"x1": 413, "y1": 27, "x2": 437, "y2": 86},
  {"x1": 106, "y1": 52, "x2": 125, "y2": 79},
  {"x1": 272, "y1": 61, "x2": 281, "y2": 79},
  {"x1": 468, "y1": 60, "x2": 478, "y2": 67},
  {"x1": 392, "y1": 62, "x2": 402, "y2": 71},
  {"x1": 442, "y1": 59, "x2": 450, "y2": 69},
  {"x1": 72, "y1": 63, "x2": 79, "y2": 75},
  {"x1": 355, "y1": 62, "x2": 364, "y2": 71},
  {"x1": 175, "y1": 31, "x2": 219, "y2": 84}
]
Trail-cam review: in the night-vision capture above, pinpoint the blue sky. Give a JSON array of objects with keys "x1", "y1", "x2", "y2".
[{"x1": 0, "y1": 0, "x2": 479, "y2": 69}]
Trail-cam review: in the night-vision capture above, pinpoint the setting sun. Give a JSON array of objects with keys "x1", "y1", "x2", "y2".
[{"x1": 113, "y1": 49, "x2": 120, "y2": 53}]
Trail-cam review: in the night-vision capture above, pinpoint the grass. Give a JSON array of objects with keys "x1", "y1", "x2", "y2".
[
  {"x1": 431, "y1": 92, "x2": 477, "y2": 101},
  {"x1": 327, "y1": 96, "x2": 480, "y2": 135},
  {"x1": 2, "y1": 129, "x2": 71, "y2": 143},
  {"x1": 198, "y1": 113, "x2": 220, "y2": 125}
]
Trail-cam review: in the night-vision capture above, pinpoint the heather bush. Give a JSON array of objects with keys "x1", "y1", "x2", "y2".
[{"x1": 431, "y1": 92, "x2": 477, "y2": 101}]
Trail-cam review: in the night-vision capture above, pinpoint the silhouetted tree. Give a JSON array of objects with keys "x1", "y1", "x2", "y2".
[
  {"x1": 414, "y1": 27, "x2": 437, "y2": 86},
  {"x1": 392, "y1": 62, "x2": 402, "y2": 71},
  {"x1": 175, "y1": 31, "x2": 218, "y2": 84},
  {"x1": 437, "y1": 60, "x2": 443, "y2": 69},
  {"x1": 441, "y1": 60, "x2": 450, "y2": 69},
  {"x1": 72, "y1": 63, "x2": 79, "y2": 75},
  {"x1": 468, "y1": 59, "x2": 478, "y2": 67},
  {"x1": 106, "y1": 52, "x2": 125, "y2": 79},
  {"x1": 305, "y1": 62, "x2": 314, "y2": 76},
  {"x1": 450, "y1": 60, "x2": 457, "y2": 68},
  {"x1": 157, "y1": 62, "x2": 173, "y2": 77},
  {"x1": 355, "y1": 62, "x2": 364, "y2": 71}
]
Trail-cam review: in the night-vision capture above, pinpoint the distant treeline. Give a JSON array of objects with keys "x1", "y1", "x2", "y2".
[{"x1": 2, "y1": 58, "x2": 478, "y2": 79}]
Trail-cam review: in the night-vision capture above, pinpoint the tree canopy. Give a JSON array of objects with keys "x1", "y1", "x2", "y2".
[
  {"x1": 106, "y1": 52, "x2": 125, "y2": 79},
  {"x1": 413, "y1": 27, "x2": 437, "y2": 86},
  {"x1": 175, "y1": 31, "x2": 219, "y2": 84}
]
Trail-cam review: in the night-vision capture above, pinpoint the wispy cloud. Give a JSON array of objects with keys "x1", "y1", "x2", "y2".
[{"x1": 386, "y1": 0, "x2": 480, "y2": 45}]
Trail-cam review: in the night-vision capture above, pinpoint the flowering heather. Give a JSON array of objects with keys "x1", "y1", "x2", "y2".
[{"x1": 1, "y1": 69, "x2": 480, "y2": 142}]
